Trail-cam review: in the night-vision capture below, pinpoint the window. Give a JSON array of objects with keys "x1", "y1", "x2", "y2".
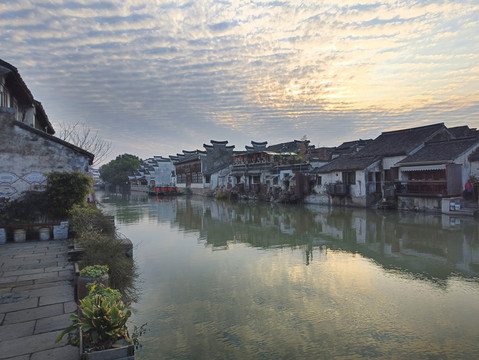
[
  {"x1": 177, "y1": 174, "x2": 186, "y2": 183},
  {"x1": 0, "y1": 83, "x2": 10, "y2": 107},
  {"x1": 317, "y1": 176, "x2": 322, "y2": 185},
  {"x1": 204, "y1": 175, "x2": 210, "y2": 183},
  {"x1": 342, "y1": 171, "x2": 356, "y2": 185},
  {"x1": 192, "y1": 172, "x2": 202, "y2": 183}
]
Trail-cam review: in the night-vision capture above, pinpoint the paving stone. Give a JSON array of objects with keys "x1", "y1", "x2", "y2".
[
  {"x1": 0, "y1": 287, "x2": 13, "y2": 296},
  {"x1": 59, "y1": 269, "x2": 73, "y2": 276},
  {"x1": 16, "y1": 262, "x2": 52, "y2": 270},
  {"x1": 19, "y1": 254, "x2": 60, "y2": 262},
  {"x1": 35, "y1": 313, "x2": 72, "y2": 334},
  {"x1": 35, "y1": 260, "x2": 61, "y2": 269},
  {"x1": 13, "y1": 253, "x2": 47, "y2": 259},
  {"x1": 9, "y1": 265, "x2": 44, "y2": 272},
  {"x1": 13, "y1": 280, "x2": 72, "y2": 293},
  {"x1": 0, "y1": 329, "x2": 67, "y2": 358},
  {"x1": 0, "y1": 280, "x2": 34, "y2": 290},
  {"x1": 64, "y1": 301, "x2": 78, "y2": 313},
  {"x1": 3, "y1": 355, "x2": 30, "y2": 360},
  {"x1": 31, "y1": 344, "x2": 80, "y2": 360},
  {"x1": 2, "y1": 258, "x2": 41, "y2": 266},
  {"x1": 0, "y1": 276, "x2": 18, "y2": 285},
  {"x1": 3, "y1": 303, "x2": 63, "y2": 324},
  {"x1": 16, "y1": 284, "x2": 73, "y2": 298},
  {"x1": 39, "y1": 290, "x2": 74, "y2": 306},
  {"x1": 44, "y1": 265, "x2": 71, "y2": 273},
  {"x1": 0, "y1": 296, "x2": 38, "y2": 313},
  {"x1": 0, "y1": 240, "x2": 78, "y2": 359},
  {"x1": 2, "y1": 268, "x2": 45, "y2": 277},
  {"x1": 17, "y1": 272, "x2": 60, "y2": 282},
  {"x1": 36, "y1": 276, "x2": 71, "y2": 285},
  {"x1": 0, "y1": 320, "x2": 35, "y2": 341},
  {"x1": 57, "y1": 272, "x2": 74, "y2": 281},
  {"x1": 0, "y1": 264, "x2": 20, "y2": 272}
]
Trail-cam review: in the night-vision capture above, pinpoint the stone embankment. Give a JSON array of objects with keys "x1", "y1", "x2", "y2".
[{"x1": 0, "y1": 240, "x2": 79, "y2": 360}]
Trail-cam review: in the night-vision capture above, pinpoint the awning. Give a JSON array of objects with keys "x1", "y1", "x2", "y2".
[
  {"x1": 400, "y1": 164, "x2": 446, "y2": 172},
  {"x1": 265, "y1": 175, "x2": 279, "y2": 180}
]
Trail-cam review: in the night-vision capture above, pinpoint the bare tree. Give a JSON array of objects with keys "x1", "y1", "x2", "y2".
[{"x1": 56, "y1": 121, "x2": 112, "y2": 166}]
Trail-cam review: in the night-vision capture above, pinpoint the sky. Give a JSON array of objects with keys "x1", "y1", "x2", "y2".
[{"x1": 2, "y1": 0, "x2": 479, "y2": 164}]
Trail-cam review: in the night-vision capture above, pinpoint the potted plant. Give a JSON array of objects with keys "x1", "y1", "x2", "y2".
[
  {"x1": 13, "y1": 228, "x2": 27, "y2": 242},
  {"x1": 56, "y1": 285, "x2": 134, "y2": 359},
  {"x1": 39, "y1": 226, "x2": 51, "y2": 240},
  {"x1": 77, "y1": 265, "x2": 110, "y2": 300}
]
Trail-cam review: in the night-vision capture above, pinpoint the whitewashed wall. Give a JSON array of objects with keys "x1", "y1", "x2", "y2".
[{"x1": 0, "y1": 112, "x2": 91, "y2": 200}]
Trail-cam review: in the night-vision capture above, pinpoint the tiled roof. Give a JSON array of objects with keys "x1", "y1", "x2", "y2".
[
  {"x1": 335, "y1": 139, "x2": 373, "y2": 152},
  {"x1": 266, "y1": 140, "x2": 309, "y2": 153},
  {"x1": 357, "y1": 123, "x2": 447, "y2": 157},
  {"x1": 398, "y1": 137, "x2": 479, "y2": 165},
  {"x1": 448, "y1": 126, "x2": 478, "y2": 139},
  {"x1": 314, "y1": 154, "x2": 378, "y2": 173},
  {"x1": 1, "y1": 59, "x2": 55, "y2": 135}
]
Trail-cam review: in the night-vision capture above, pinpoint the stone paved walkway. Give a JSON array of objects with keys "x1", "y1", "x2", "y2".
[{"x1": 0, "y1": 240, "x2": 79, "y2": 360}]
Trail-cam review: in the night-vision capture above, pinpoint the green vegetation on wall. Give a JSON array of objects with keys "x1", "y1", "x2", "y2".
[{"x1": 0, "y1": 171, "x2": 92, "y2": 224}]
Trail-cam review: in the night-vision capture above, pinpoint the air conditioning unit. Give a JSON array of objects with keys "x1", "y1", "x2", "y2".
[
  {"x1": 335, "y1": 183, "x2": 348, "y2": 195},
  {"x1": 327, "y1": 183, "x2": 336, "y2": 194}
]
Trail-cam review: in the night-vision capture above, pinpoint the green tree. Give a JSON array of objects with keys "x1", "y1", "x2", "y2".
[
  {"x1": 45, "y1": 171, "x2": 93, "y2": 220},
  {"x1": 100, "y1": 154, "x2": 141, "y2": 186}
]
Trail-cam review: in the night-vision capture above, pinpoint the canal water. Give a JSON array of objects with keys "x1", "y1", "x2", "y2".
[{"x1": 98, "y1": 192, "x2": 479, "y2": 360}]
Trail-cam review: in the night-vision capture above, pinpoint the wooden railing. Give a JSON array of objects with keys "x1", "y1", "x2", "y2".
[{"x1": 395, "y1": 180, "x2": 448, "y2": 196}]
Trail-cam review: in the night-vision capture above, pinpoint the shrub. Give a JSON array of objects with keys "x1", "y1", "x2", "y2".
[
  {"x1": 76, "y1": 230, "x2": 138, "y2": 303},
  {"x1": 80, "y1": 265, "x2": 109, "y2": 278},
  {"x1": 56, "y1": 285, "x2": 131, "y2": 351},
  {"x1": 0, "y1": 171, "x2": 93, "y2": 225},
  {"x1": 69, "y1": 204, "x2": 115, "y2": 237},
  {"x1": 45, "y1": 171, "x2": 93, "y2": 220}
]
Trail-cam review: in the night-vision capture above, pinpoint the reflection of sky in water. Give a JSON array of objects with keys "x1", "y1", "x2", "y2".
[{"x1": 99, "y1": 193, "x2": 479, "y2": 359}]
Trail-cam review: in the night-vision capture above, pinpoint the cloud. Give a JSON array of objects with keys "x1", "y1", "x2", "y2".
[
  {"x1": 1, "y1": 0, "x2": 478, "y2": 162},
  {"x1": 208, "y1": 20, "x2": 239, "y2": 32}
]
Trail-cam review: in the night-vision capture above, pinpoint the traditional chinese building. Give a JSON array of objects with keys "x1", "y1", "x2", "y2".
[
  {"x1": 0, "y1": 59, "x2": 93, "y2": 200},
  {"x1": 174, "y1": 140, "x2": 235, "y2": 195}
]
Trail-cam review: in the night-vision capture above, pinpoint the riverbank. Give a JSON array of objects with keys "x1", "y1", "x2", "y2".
[{"x1": 0, "y1": 239, "x2": 79, "y2": 359}]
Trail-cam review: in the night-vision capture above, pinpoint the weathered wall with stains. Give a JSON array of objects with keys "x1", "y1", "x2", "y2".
[
  {"x1": 0, "y1": 110, "x2": 91, "y2": 199},
  {"x1": 202, "y1": 142, "x2": 234, "y2": 177}
]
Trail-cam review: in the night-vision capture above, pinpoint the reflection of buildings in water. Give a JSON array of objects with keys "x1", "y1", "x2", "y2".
[
  {"x1": 166, "y1": 197, "x2": 479, "y2": 277},
  {"x1": 313, "y1": 208, "x2": 479, "y2": 277}
]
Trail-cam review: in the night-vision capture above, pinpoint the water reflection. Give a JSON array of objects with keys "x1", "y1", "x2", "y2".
[
  {"x1": 99, "y1": 193, "x2": 479, "y2": 359},
  {"x1": 101, "y1": 193, "x2": 479, "y2": 284}
]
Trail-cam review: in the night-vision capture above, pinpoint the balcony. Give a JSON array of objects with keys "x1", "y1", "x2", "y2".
[{"x1": 395, "y1": 180, "x2": 450, "y2": 197}]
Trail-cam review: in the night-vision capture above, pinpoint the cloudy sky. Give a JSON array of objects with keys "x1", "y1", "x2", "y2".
[{"x1": 2, "y1": 0, "x2": 479, "y2": 164}]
